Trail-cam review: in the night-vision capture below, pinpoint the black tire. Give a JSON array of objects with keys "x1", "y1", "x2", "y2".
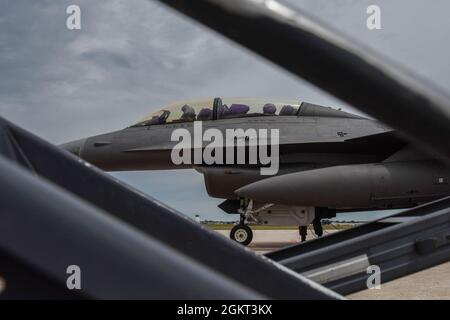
[
  {"x1": 299, "y1": 226, "x2": 307, "y2": 242},
  {"x1": 230, "y1": 224, "x2": 253, "y2": 246},
  {"x1": 313, "y1": 219, "x2": 323, "y2": 237}
]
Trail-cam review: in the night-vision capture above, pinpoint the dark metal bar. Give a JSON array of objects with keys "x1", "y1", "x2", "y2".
[
  {"x1": 267, "y1": 196, "x2": 450, "y2": 261},
  {"x1": 0, "y1": 249, "x2": 82, "y2": 300},
  {"x1": 0, "y1": 154, "x2": 264, "y2": 299},
  {"x1": 156, "y1": 0, "x2": 450, "y2": 160},
  {"x1": 267, "y1": 197, "x2": 450, "y2": 295}
]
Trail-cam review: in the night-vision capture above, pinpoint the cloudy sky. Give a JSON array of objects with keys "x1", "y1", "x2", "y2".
[{"x1": 1, "y1": 0, "x2": 450, "y2": 221}]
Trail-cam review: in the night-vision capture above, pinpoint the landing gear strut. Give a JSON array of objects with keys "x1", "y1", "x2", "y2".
[
  {"x1": 298, "y1": 218, "x2": 323, "y2": 242},
  {"x1": 313, "y1": 217, "x2": 323, "y2": 237},
  {"x1": 299, "y1": 226, "x2": 307, "y2": 242},
  {"x1": 229, "y1": 199, "x2": 274, "y2": 246}
]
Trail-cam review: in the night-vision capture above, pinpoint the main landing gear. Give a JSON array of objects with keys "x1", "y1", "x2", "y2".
[
  {"x1": 299, "y1": 226, "x2": 307, "y2": 242},
  {"x1": 313, "y1": 217, "x2": 323, "y2": 237},
  {"x1": 298, "y1": 217, "x2": 323, "y2": 242}
]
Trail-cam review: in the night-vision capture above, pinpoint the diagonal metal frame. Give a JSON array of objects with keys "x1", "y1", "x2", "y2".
[
  {"x1": 0, "y1": 154, "x2": 261, "y2": 299},
  {"x1": 0, "y1": 117, "x2": 338, "y2": 299},
  {"x1": 267, "y1": 197, "x2": 450, "y2": 295}
]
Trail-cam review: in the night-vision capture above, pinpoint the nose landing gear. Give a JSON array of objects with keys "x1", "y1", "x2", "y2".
[
  {"x1": 229, "y1": 199, "x2": 273, "y2": 246},
  {"x1": 230, "y1": 224, "x2": 253, "y2": 246}
]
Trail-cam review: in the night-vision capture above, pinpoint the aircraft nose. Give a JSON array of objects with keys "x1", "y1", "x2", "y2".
[{"x1": 59, "y1": 138, "x2": 86, "y2": 157}]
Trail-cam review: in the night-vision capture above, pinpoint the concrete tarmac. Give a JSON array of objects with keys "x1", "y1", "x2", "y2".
[
  {"x1": 216, "y1": 228, "x2": 450, "y2": 299},
  {"x1": 217, "y1": 229, "x2": 338, "y2": 253}
]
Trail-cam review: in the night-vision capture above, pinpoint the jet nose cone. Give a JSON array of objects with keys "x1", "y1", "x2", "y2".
[{"x1": 59, "y1": 138, "x2": 86, "y2": 157}]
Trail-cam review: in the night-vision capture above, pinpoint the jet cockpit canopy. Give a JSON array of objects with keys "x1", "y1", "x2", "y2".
[{"x1": 131, "y1": 98, "x2": 302, "y2": 127}]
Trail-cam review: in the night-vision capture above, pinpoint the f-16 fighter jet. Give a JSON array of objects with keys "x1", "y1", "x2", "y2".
[{"x1": 61, "y1": 97, "x2": 450, "y2": 245}]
